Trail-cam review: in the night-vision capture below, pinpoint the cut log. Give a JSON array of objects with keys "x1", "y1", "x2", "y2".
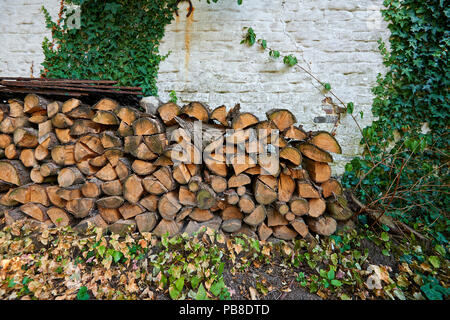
[
  {"x1": 157, "y1": 102, "x2": 180, "y2": 126},
  {"x1": 95, "y1": 163, "x2": 118, "y2": 181},
  {"x1": 152, "y1": 166, "x2": 176, "y2": 191},
  {"x1": 211, "y1": 105, "x2": 228, "y2": 126},
  {"x1": 143, "y1": 176, "x2": 168, "y2": 195},
  {"x1": 55, "y1": 128, "x2": 74, "y2": 144},
  {"x1": 5, "y1": 144, "x2": 18, "y2": 160},
  {"x1": 70, "y1": 120, "x2": 102, "y2": 136},
  {"x1": 238, "y1": 194, "x2": 255, "y2": 214},
  {"x1": 132, "y1": 117, "x2": 163, "y2": 135},
  {"x1": 135, "y1": 212, "x2": 158, "y2": 233},
  {"x1": 267, "y1": 207, "x2": 289, "y2": 227},
  {"x1": 13, "y1": 128, "x2": 38, "y2": 148},
  {"x1": 61, "y1": 98, "x2": 81, "y2": 113},
  {"x1": 290, "y1": 218, "x2": 309, "y2": 238},
  {"x1": 258, "y1": 223, "x2": 273, "y2": 241},
  {"x1": 56, "y1": 186, "x2": 82, "y2": 201},
  {"x1": 302, "y1": 158, "x2": 331, "y2": 184},
  {"x1": 308, "y1": 198, "x2": 326, "y2": 218},
  {"x1": 310, "y1": 131, "x2": 342, "y2": 154},
  {"x1": 279, "y1": 146, "x2": 302, "y2": 166},
  {"x1": 51, "y1": 145, "x2": 75, "y2": 166},
  {"x1": 58, "y1": 167, "x2": 85, "y2": 188},
  {"x1": 20, "y1": 203, "x2": 48, "y2": 222},
  {"x1": 297, "y1": 180, "x2": 320, "y2": 198},
  {"x1": 326, "y1": 195, "x2": 353, "y2": 221},
  {"x1": 221, "y1": 205, "x2": 243, "y2": 220},
  {"x1": 66, "y1": 198, "x2": 95, "y2": 218},
  {"x1": 81, "y1": 179, "x2": 102, "y2": 198},
  {"x1": 101, "y1": 179, "x2": 123, "y2": 196},
  {"x1": 123, "y1": 174, "x2": 144, "y2": 203},
  {"x1": 289, "y1": 197, "x2": 309, "y2": 216},
  {"x1": 284, "y1": 125, "x2": 307, "y2": 141},
  {"x1": 178, "y1": 185, "x2": 196, "y2": 206},
  {"x1": 118, "y1": 203, "x2": 145, "y2": 219},
  {"x1": 243, "y1": 205, "x2": 266, "y2": 227},
  {"x1": 153, "y1": 219, "x2": 183, "y2": 237},
  {"x1": 0, "y1": 160, "x2": 31, "y2": 185},
  {"x1": 273, "y1": 225, "x2": 298, "y2": 240},
  {"x1": 278, "y1": 173, "x2": 295, "y2": 202},
  {"x1": 47, "y1": 101, "x2": 61, "y2": 118},
  {"x1": 210, "y1": 175, "x2": 227, "y2": 193},
  {"x1": 0, "y1": 134, "x2": 12, "y2": 149},
  {"x1": 24, "y1": 94, "x2": 49, "y2": 113},
  {"x1": 221, "y1": 219, "x2": 242, "y2": 233},
  {"x1": 46, "y1": 186, "x2": 66, "y2": 208},
  {"x1": 93, "y1": 110, "x2": 119, "y2": 125},
  {"x1": 52, "y1": 113, "x2": 73, "y2": 129},
  {"x1": 254, "y1": 176, "x2": 277, "y2": 205},
  {"x1": 131, "y1": 160, "x2": 156, "y2": 176},
  {"x1": 96, "y1": 196, "x2": 124, "y2": 209},
  {"x1": 276, "y1": 202, "x2": 290, "y2": 215},
  {"x1": 98, "y1": 207, "x2": 121, "y2": 224},
  {"x1": 93, "y1": 98, "x2": 119, "y2": 111},
  {"x1": 306, "y1": 216, "x2": 337, "y2": 236},
  {"x1": 140, "y1": 194, "x2": 159, "y2": 212},
  {"x1": 115, "y1": 106, "x2": 138, "y2": 126},
  {"x1": 232, "y1": 112, "x2": 259, "y2": 130},
  {"x1": 189, "y1": 208, "x2": 214, "y2": 222},
  {"x1": 47, "y1": 207, "x2": 72, "y2": 227},
  {"x1": 158, "y1": 191, "x2": 181, "y2": 220},
  {"x1": 1, "y1": 116, "x2": 29, "y2": 134},
  {"x1": 266, "y1": 109, "x2": 297, "y2": 131},
  {"x1": 225, "y1": 189, "x2": 239, "y2": 205},
  {"x1": 321, "y1": 178, "x2": 343, "y2": 198},
  {"x1": 182, "y1": 102, "x2": 210, "y2": 122},
  {"x1": 8, "y1": 99, "x2": 24, "y2": 117},
  {"x1": 296, "y1": 143, "x2": 333, "y2": 163},
  {"x1": 196, "y1": 185, "x2": 217, "y2": 210},
  {"x1": 173, "y1": 163, "x2": 192, "y2": 185},
  {"x1": 19, "y1": 149, "x2": 37, "y2": 167}
]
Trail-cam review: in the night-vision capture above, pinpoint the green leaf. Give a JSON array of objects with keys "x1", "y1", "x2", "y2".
[
  {"x1": 327, "y1": 269, "x2": 335, "y2": 280},
  {"x1": 169, "y1": 286, "x2": 180, "y2": 300},
  {"x1": 428, "y1": 256, "x2": 440, "y2": 268},
  {"x1": 112, "y1": 251, "x2": 122, "y2": 263},
  {"x1": 381, "y1": 232, "x2": 389, "y2": 242},
  {"x1": 331, "y1": 279, "x2": 342, "y2": 287},
  {"x1": 191, "y1": 276, "x2": 200, "y2": 289},
  {"x1": 77, "y1": 286, "x2": 90, "y2": 300},
  {"x1": 195, "y1": 283, "x2": 208, "y2": 300},
  {"x1": 175, "y1": 277, "x2": 185, "y2": 292},
  {"x1": 261, "y1": 39, "x2": 267, "y2": 49},
  {"x1": 323, "y1": 83, "x2": 331, "y2": 91},
  {"x1": 347, "y1": 102, "x2": 354, "y2": 114}
]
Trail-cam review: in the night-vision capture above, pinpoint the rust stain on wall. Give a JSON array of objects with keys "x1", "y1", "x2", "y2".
[{"x1": 184, "y1": 7, "x2": 194, "y2": 78}]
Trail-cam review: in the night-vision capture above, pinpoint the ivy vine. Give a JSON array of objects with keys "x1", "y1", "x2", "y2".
[
  {"x1": 41, "y1": 0, "x2": 242, "y2": 96},
  {"x1": 342, "y1": 0, "x2": 449, "y2": 245}
]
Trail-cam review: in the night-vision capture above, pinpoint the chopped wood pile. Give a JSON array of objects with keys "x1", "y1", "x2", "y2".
[{"x1": 0, "y1": 94, "x2": 353, "y2": 241}]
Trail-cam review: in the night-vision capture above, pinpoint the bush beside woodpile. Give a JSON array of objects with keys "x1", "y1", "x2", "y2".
[{"x1": 0, "y1": 94, "x2": 352, "y2": 241}]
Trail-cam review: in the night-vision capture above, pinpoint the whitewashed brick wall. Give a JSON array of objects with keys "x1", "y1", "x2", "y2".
[{"x1": 0, "y1": 0, "x2": 389, "y2": 174}]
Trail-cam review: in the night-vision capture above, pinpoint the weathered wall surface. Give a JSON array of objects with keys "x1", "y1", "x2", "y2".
[{"x1": 0, "y1": 0, "x2": 389, "y2": 174}]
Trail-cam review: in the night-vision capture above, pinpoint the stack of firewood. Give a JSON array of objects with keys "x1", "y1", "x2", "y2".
[{"x1": 0, "y1": 94, "x2": 353, "y2": 241}]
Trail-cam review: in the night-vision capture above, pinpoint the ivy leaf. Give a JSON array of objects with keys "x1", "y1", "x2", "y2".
[
  {"x1": 261, "y1": 39, "x2": 267, "y2": 49},
  {"x1": 323, "y1": 83, "x2": 331, "y2": 91},
  {"x1": 77, "y1": 286, "x2": 90, "y2": 300},
  {"x1": 331, "y1": 279, "x2": 342, "y2": 287},
  {"x1": 112, "y1": 251, "x2": 123, "y2": 263},
  {"x1": 381, "y1": 232, "x2": 390, "y2": 242},
  {"x1": 428, "y1": 256, "x2": 440, "y2": 268},
  {"x1": 237, "y1": 0, "x2": 243, "y2": 5},
  {"x1": 195, "y1": 283, "x2": 208, "y2": 300},
  {"x1": 347, "y1": 102, "x2": 354, "y2": 114},
  {"x1": 269, "y1": 50, "x2": 280, "y2": 58}
]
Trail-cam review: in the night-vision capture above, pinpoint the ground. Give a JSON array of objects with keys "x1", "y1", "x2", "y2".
[{"x1": 0, "y1": 217, "x2": 448, "y2": 300}]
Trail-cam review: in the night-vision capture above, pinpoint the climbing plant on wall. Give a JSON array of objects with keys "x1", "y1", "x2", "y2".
[
  {"x1": 41, "y1": 0, "x2": 242, "y2": 96},
  {"x1": 342, "y1": 0, "x2": 449, "y2": 245}
]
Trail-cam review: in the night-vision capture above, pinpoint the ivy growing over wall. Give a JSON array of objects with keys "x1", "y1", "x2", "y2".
[
  {"x1": 342, "y1": 0, "x2": 449, "y2": 245},
  {"x1": 41, "y1": 0, "x2": 242, "y2": 96}
]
